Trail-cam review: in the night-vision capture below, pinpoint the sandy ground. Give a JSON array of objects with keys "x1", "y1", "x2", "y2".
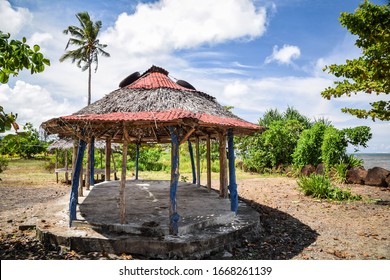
[{"x1": 0, "y1": 177, "x2": 389, "y2": 259}]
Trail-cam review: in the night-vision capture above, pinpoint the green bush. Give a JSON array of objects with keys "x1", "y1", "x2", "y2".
[
  {"x1": 297, "y1": 174, "x2": 361, "y2": 201},
  {"x1": 0, "y1": 156, "x2": 8, "y2": 174}
]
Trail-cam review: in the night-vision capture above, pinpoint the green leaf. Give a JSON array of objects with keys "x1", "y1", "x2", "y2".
[{"x1": 33, "y1": 44, "x2": 40, "y2": 52}]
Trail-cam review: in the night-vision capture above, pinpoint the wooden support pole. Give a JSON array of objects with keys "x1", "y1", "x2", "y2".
[
  {"x1": 120, "y1": 130, "x2": 128, "y2": 224},
  {"x1": 179, "y1": 127, "x2": 196, "y2": 145},
  {"x1": 196, "y1": 137, "x2": 201, "y2": 187},
  {"x1": 89, "y1": 137, "x2": 95, "y2": 187},
  {"x1": 72, "y1": 139, "x2": 77, "y2": 183},
  {"x1": 112, "y1": 152, "x2": 118, "y2": 180},
  {"x1": 206, "y1": 135, "x2": 211, "y2": 192},
  {"x1": 85, "y1": 141, "x2": 91, "y2": 190},
  {"x1": 64, "y1": 149, "x2": 69, "y2": 183},
  {"x1": 228, "y1": 128, "x2": 238, "y2": 213},
  {"x1": 55, "y1": 149, "x2": 59, "y2": 183},
  {"x1": 188, "y1": 140, "x2": 196, "y2": 184},
  {"x1": 135, "y1": 143, "x2": 140, "y2": 180},
  {"x1": 79, "y1": 162, "x2": 84, "y2": 197},
  {"x1": 105, "y1": 137, "x2": 111, "y2": 181},
  {"x1": 219, "y1": 131, "x2": 228, "y2": 198},
  {"x1": 169, "y1": 126, "x2": 180, "y2": 236},
  {"x1": 69, "y1": 138, "x2": 86, "y2": 226}
]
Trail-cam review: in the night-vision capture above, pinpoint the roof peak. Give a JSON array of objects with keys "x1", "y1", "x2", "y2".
[{"x1": 143, "y1": 65, "x2": 169, "y2": 76}]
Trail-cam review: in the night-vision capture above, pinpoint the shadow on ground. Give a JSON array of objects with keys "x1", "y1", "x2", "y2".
[{"x1": 229, "y1": 197, "x2": 319, "y2": 260}]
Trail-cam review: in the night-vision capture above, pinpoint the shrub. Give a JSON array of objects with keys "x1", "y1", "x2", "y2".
[
  {"x1": 0, "y1": 156, "x2": 8, "y2": 174},
  {"x1": 297, "y1": 174, "x2": 362, "y2": 201}
]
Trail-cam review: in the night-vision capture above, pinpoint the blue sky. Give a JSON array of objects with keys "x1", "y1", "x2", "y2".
[{"x1": 0, "y1": 0, "x2": 388, "y2": 152}]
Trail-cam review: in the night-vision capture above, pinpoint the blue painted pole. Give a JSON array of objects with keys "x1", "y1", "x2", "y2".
[
  {"x1": 227, "y1": 128, "x2": 238, "y2": 213},
  {"x1": 90, "y1": 137, "x2": 95, "y2": 186},
  {"x1": 69, "y1": 138, "x2": 86, "y2": 226},
  {"x1": 135, "y1": 143, "x2": 139, "y2": 180},
  {"x1": 188, "y1": 140, "x2": 196, "y2": 184},
  {"x1": 169, "y1": 126, "x2": 180, "y2": 235}
]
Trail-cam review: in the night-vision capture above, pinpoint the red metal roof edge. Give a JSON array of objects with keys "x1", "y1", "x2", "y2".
[{"x1": 61, "y1": 109, "x2": 261, "y2": 130}]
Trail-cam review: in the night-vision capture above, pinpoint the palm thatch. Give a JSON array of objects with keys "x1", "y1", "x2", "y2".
[
  {"x1": 41, "y1": 66, "x2": 263, "y2": 143},
  {"x1": 47, "y1": 138, "x2": 120, "y2": 151}
]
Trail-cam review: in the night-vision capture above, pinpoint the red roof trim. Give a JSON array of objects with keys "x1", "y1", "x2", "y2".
[{"x1": 63, "y1": 109, "x2": 260, "y2": 130}]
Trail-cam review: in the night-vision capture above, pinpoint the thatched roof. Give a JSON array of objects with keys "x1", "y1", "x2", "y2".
[
  {"x1": 41, "y1": 66, "x2": 263, "y2": 143},
  {"x1": 47, "y1": 138, "x2": 120, "y2": 151}
]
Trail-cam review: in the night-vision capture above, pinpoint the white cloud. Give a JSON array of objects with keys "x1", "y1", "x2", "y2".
[
  {"x1": 265, "y1": 44, "x2": 301, "y2": 65},
  {"x1": 0, "y1": 0, "x2": 33, "y2": 34},
  {"x1": 0, "y1": 81, "x2": 74, "y2": 129},
  {"x1": 101, "y1": 0, "x2": 268, "y2": 55}
]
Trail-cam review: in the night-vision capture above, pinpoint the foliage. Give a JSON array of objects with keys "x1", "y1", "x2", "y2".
[
  {"x1": 331, "y1": 162, "x2": 348, "y2": 183},
  {"x1": 292, "y1": 121, "x2": 329, "y2": 169},
  {"x1": 237, "y1": 107, "x2": 309, "y2": 173},
  {"x1": 0, "y1": 156, "x2": 8, "y2": 174},
  {"x1": 297, "y1": 174, "x2": 362, "y2": 201},
  {"x1": 345, "y1": 154, "x2": 364, "y2": 168},
  {"x1": 0, "y1": 123, "x2": 47, "y2": 158},
  {"x1": 321, "y1": 1, "x2": 390, "y2": 121},
  {"x1": 0, "y1": 31, "x2": 50, "y2": 84},
  {"x1": 0, "y1": 105, "x2": 18, "y2": 133},
  {"x1": 60, "y1": 11, "x2": 110, "y2": 105},
  {"x1": 320, "y1": 126, "x2": 348, "y2": 170}
]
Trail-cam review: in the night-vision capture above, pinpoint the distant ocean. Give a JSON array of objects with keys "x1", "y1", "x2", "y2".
[{"x1": 352, "y1": 153, "x2": 390, "y2": 170}]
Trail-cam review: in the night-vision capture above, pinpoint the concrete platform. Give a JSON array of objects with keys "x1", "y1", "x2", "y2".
[{"x1": 36, "y1": 180, "x2": 261, "y2": 259}]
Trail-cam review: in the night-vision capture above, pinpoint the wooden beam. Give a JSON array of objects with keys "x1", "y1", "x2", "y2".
[
  {"x1": 135, "y1": 143, "x2": 140, "y2": 180},
  {"x1": 69, "y1": 138, "x2": 86, "y2": 226},
  {"x1": 227, "y1": 128, "x2": 238, "y2": 213},
  {"x1": 120, "y1": 128, "x2": 128, "y2": 224},
  {"x1": 169, "y1": 126, "x2": 180, "y2": 235},
  {"x1": 196, "y1": 137, "x2": 201, "y2": 188},
  {"x1": 219, "y1": 131, "x2": 228, "y2": 198},
  {"x1": 105, "y1": 137, "x2": 111, "y2": 181},
  {"x1": 85, "y1": 140, "x2": 91, "y2": 190},
  {"x1": 64, "y1": 149, "x2": 69, "y2": 183},
  {"x1": 188, "y1": 140, "x2": 196, "y2": 184},
  {"x1": 55, "y1": 149, "x2": 59, "y2": 183},
  {"x1": 72, "y1": 138, "x2": 77, "y2": 183},
  {"x1": 206, "y1": 134, "x2": 211, "y2": 192},
  {"x1": 179, "y1": 127, "x2": 196, "y2": 145},
  {"x1": 89, "y1": 137, "x2": 95, "y2": 187}
]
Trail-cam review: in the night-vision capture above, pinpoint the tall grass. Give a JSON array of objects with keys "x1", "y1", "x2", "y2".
[{"x1": 297, "y1": 174, "x2": 362, "y2": 201}]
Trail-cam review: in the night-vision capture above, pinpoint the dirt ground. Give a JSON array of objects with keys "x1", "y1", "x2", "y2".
[{"x1": 0, "y1": 176, "x2": 389, "y2": 260}]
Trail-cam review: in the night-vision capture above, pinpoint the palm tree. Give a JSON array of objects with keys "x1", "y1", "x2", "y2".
[{"x1": 60, "y1": 11, "x2": 110, "y2": 105}]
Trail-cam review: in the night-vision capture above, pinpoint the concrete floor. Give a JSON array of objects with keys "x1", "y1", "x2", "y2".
[{"x1": 36, "y1": 180, "x2": 261, "y2": 259}]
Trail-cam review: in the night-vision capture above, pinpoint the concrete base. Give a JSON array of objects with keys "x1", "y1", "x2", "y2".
[{"x1": 36, "y1": 180, "x2": 261, "y2": 259}]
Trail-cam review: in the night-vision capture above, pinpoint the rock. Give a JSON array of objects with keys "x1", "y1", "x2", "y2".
[
  {"x1": 301, "y1": 164, "x2": 316, "y2": 176},
  {"x1": 346, "y1": 167, "x2": 367, "y2": 184},
  {"x1": 385, "y1": 175, "x2": 390, "y2": 188},
  {"x1": 364, "y1": 167, "x2": 390, "y2": 187},
  {"x1": 315, "y1": 164, "x2": 324, "y2": 175},
  {"x1": 222, "y1": 251, "x2": 233, "y2": 258}
]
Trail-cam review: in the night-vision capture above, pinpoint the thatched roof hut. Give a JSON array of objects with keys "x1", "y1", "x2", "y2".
[{"x1": 41, "y1": 65, "x2": 264, "y2": 235}]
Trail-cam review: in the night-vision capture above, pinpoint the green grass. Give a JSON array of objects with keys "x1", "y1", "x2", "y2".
[{"x1": 297, "y1": 174, "x2": 362, "y2": 201}]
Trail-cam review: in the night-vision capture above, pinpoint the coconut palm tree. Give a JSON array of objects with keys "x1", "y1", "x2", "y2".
[{"x1": 60, "y1": 11, "x2": 110, "y2": 105}]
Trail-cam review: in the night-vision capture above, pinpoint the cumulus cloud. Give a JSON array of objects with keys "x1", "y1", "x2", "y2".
[
  {"x1": 0, "y1": 81, "x2": 74, "y2": 129},
  {"x1": 265, "y1": 44, "x2": 301, "y2": 65},
  {"x1": 101, "y1": 0, "x2": 268, "y2": 55},
  {"x1": 0, "y1": 0, "x2": 33, "y2": 34}
]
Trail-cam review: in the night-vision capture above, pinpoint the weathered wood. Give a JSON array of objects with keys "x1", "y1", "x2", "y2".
[
  {"x1": 89, "y1": 137, "x2": 95, "y2": 187},
  {"x1": 169, "y1": 126, "x2": 180, "y2": 235},
  {"x1": 69, "y1": 138, "x2": 86, "y2": 226},
  {"x1": 55, "y1": 149, "x2": 59, "y2": 183},
  {"x1": 120, "y1": 130, "x2": 128, "y2": 224},
  {"x1": 135, "y1": 143, "x2": 140, "y2": 180},
  {"x1": 64, "y1": 149, "x2": 69, "y2": 183},
  {"x1": 228, "y1": 128, "x2": 238, "y2": 213},
  {"x1": 180, "y1": 127, "x2": 195, "y2": 145},
  {"x1": 196, "y1": 137, "x2": 201, "y2": 187},
  {"x1": 72, "y1": 138, "x2": 77, "y2": 183},
  {"x1": 105, "y1": 137, "x2": 111, "y2": 181},
  {"x1": 206, "y1": 135, "x2": 211, "y2": 192},
  {"x1": 79, "y1": 162, "x2": 84, "y2": 197},
  {"x1": 188, "y1": 140, "x2": 196, "y2": 184},
  {"x1": 85, "y1": 141, "x2": 91, "y2": 190},
  {"x1": 112, "y1": 152, "x2": 117, "y2": 180},
  {"x1": 219, "y1": 131, "x2": 228, "y2": 198}
]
